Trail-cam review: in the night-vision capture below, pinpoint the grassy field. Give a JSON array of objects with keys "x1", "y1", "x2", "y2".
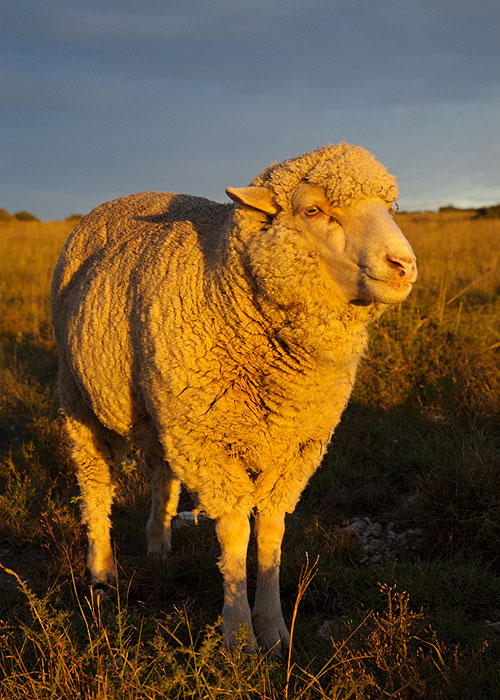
[{"x1": 0, "y1": 210, "x2": 499, "y2": 699}]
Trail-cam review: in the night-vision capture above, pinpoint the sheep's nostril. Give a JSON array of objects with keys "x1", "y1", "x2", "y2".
[{"x1": 385, "y1": 254, "x2": 415, "y2": 277}]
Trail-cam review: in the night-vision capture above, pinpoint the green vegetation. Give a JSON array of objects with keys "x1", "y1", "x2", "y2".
[
  {"x1": 13, "y1": 211, "x2": 40, "y2": 222},
  {"x1": 474, "y1": 204, "x2": 500, "y2": 219},
  {"x1": 1, "y1": 210, "x2": 499, "y2": 698},
  {"x1": 0, "y1": 207, "x2": 40, "y2": 222}
]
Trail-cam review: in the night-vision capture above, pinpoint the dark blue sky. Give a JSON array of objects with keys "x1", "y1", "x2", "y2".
[{"x1": 2, "y1": 0, "x2": 499, "y2": 219}]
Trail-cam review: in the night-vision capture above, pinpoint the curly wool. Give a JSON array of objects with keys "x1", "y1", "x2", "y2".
[
  {"x1": 52, "y1": 142, "x2": 417, "y2": 651},
  {"x1": 251, "y1": 142, "x2": 399, "y2": 210}
]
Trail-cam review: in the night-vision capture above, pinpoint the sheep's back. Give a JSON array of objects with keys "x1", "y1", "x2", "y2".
[{"x1": 51, "y1": 191, "x2": 231, "y2": 434}]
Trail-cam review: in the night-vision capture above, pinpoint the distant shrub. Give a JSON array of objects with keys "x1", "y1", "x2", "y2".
[
  {"x1": 438, "y1": 205, "x2": 461, "y2": 213},
  {"x1": 14, "y1": 211, "x2": 39, "y2": 222},
  {"x1": 474, "y1": 204, "x2": 500, "y2": 219},
  {"x1": 65, "y1": 213, "x2": 83, "y2": 222},
  {"x1": 0, "y1": 207, "x2": 11, "y2": 221}
]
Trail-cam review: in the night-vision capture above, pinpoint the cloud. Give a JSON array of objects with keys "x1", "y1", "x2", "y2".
[{"x1": 5, "y1": 0, "x2": 499, "y2": 99}]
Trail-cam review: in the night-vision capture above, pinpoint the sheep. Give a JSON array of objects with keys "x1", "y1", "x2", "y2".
[{"x1": 51, "y1": 142, "x2": 417, "y2": 653}]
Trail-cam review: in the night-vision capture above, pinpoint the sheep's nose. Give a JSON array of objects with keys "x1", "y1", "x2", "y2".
[{"x1": 385, "y1": 254, "x2": 417, "y2": 279}]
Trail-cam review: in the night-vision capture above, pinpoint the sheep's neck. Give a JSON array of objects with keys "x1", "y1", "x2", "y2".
[{"x1": 215, "y1": 213, "x2": 384, "y2": 369}]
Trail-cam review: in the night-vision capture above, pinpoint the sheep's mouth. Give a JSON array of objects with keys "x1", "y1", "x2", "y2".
[
  {"x1": 359, "y1": 272, "x2": 414, "y2": 304},
  {"x1": 364, "y1": 273, "x2": 413, "y2": 290}
]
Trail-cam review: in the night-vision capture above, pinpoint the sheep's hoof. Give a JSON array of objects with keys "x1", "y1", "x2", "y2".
[
  {"x1": 222, "y1": 621, "x2": 257, "y2": 653},
  {"x1": 147, "y1": 540, "x2": 172, "y2": 562},
  {"x1": 260, "y1": 634, "x2": 289, "y2": 659},
  {"x1": 87, "y1": 581, "x2": 114, "y2": 606},
  {"x1": 253, "y1": 616, "x2": 290, "y2": 657}
]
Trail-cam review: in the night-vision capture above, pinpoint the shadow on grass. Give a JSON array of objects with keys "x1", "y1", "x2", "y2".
[
  {"x1": 298, "y1": 400, "x2": 500, "y2": 574},
  {"x1": 0, "y1": 326, "x2": 58, "y2": 387}
]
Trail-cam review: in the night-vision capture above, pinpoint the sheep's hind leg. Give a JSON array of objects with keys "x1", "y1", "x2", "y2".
[
  {"x1": 252, "y1": 511, "x2": 290, "y2": 654},
  {"x1": 145, "y1": 455, "x2": 181, "y2": 559},
  {"x1": 64, "y1": 413, "x2": 124, "y2": 585},
  {"x1": 216, "y1": 509, "x2": 256, "y2": 651}
]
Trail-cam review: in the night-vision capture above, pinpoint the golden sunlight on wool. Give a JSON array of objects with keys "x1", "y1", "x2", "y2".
[{"x1": 51, "y1": 143, "x2": 416, "y2": 652}]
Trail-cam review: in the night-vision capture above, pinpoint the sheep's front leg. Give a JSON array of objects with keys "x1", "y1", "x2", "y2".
[
  {"x1": 252, "y1": 511, "x2": 290, "y2": 652},
  {"x1": 216, "y1": 510, "x2": 256, "y2": 650}
]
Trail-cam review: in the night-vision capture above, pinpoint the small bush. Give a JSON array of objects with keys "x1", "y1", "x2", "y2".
[
  {"x1": 438, "y1": 205, "x2": 462, "y2": 213},
  {"x1": 474, "y1": 204, "x2": 500, "y2": 219},
  {"x1": 13, "y1": 210, "x2": 39, "y2": 222}
]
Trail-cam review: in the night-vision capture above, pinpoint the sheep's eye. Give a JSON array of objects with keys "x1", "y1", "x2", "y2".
[{"x1": 304, "y1": 206, "x2": 320, "y2": 216}]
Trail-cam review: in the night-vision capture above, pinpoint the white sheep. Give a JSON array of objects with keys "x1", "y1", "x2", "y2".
[{"x1": 51, "y1": 143, "x2": 417, "y2": 653}]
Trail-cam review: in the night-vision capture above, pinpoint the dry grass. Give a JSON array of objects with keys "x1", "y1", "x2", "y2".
[
  {"x1": 1, "y1": 212, "x2": 499, "y2": 698},
  {"x1": 0, "y1": 219, "x2": 72, "y2": 339}
]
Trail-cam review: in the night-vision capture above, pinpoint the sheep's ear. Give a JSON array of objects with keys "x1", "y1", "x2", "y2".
[{"x1": 225, "y1": 186, "x2": 279, "y2": 215}]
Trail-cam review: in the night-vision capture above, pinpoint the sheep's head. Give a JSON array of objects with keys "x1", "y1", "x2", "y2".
[
  {"x1": 290, "y1": 183, "x2": 417, "y2": 305},
  {"x1": 226, "y1": 144, "x2": 417, "y2": 305}
]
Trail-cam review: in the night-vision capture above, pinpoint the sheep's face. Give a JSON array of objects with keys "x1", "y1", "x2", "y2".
[
  {"x1": 291, "y1": 183, "x2": 417, "y2": 304},
  {"x1": 226, "y1": 182, "x2": 417, "y2": 305}
]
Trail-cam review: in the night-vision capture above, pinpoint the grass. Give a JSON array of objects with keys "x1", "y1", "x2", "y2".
[{"x1": 1, "y1": 211, "x2": 499, "y2": 698}]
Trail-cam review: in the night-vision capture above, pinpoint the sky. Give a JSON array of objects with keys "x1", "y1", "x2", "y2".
[{"x1": 1, "y1": 0, "x2": 499, "y2": 220}]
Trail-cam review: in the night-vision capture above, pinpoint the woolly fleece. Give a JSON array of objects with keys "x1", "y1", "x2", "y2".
[
  {"x1": 51, "y1": 142, "x2": 414, "y2": 649},
  {"x1": 252, "y1": 142, "x2": 399, "y2": 210}
]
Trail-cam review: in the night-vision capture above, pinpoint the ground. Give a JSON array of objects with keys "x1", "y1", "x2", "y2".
[{"x1": 0, "y1": 210, "x2": 499, "y2": 698}]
